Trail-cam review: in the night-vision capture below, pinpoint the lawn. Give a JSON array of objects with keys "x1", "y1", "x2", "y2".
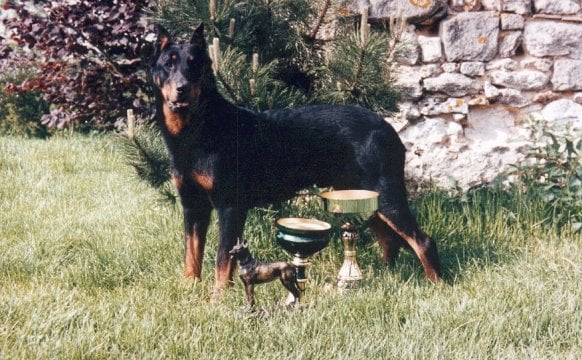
[{"x1": 0, "y1": 134, "x2": 580, "y2": 359}]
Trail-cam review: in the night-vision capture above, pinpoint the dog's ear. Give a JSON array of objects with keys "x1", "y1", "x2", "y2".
[
  {"x1": 152, "y1": 25, "x2": 172, "y2": 65},
  {"x1": 190, "y1": 22, "x2": 205, "y2": 48},
  {"x1": 155, "y1": 25, "x2": 173, "y2": 52}
]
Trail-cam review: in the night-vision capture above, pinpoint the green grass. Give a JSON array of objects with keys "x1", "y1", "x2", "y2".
[{"x1": 0, "y1": 135, "x2": 580, "y2": 359}]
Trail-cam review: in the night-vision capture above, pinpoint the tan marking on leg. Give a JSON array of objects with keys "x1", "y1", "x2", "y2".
[
  {"x1": 211, "y1": 258, "x2": 235, "y2": 301},
  {"x1": 184, "y1": 232, "x2": 204, "y2": 279},
  {"x1": 376, "y1": 211, "x2": 441, "y2": 282},
  {"x1": 369, "y1": 215, "x2": 394, "y2": 262}
]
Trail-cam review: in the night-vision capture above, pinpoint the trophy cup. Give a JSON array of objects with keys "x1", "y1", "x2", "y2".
[
  {"x1": 275, "y1": 217, "x2": 331, "y2": 303},
  {"x1": 320, "y1": 190, "x2": 379, "y2": 290}
]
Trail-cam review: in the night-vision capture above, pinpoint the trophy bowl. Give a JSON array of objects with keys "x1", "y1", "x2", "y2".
[
  {"x1": 275, "y1": 217, "x2": 331, "y2": 256},
  {"x1": 320, "y1": 189, "x2": 379, "y2": 217}
]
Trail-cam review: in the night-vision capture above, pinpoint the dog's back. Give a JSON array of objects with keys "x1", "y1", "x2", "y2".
[{"x1": 233, "y1": 104, "x2": 406, "y2": 205}]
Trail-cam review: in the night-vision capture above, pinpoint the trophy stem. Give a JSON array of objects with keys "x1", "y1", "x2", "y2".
[
  {"x1": 337, "y1": 222, "x2": 363, "y2": 289},
  {"x1": 285, "y1": 255, "x2": 310, "y2": 305}
]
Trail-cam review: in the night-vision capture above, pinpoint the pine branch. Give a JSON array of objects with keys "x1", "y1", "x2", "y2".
[
  {"x1": 350, "y1": 46, "x2": 366, "y2": 95},
  {"x1": 308, "y1": 0, "x2": 331, "y2": 40},
  {"x1": 119, "y1": 123, "x2": 172, "y2": 189},
  {"x1": 216, "y1": 72, "x2": 240, "y2": 102}
]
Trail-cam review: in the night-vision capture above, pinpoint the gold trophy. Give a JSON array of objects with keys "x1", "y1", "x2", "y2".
[{"x1": 320, "y1": 190, "x2": 379, "y2": 290}]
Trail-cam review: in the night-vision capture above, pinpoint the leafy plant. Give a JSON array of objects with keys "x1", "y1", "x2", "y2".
[
  {"x1": 0, "y1": 59, "x2": 49, "y2": 137},
  {"x1": 506, "y1": 116, "x2": 582, "y2": 233},
  {"x1": 1, "y1": 0, "x2": 156, "y2": 129},
  {"x1": 119, "y1": 119, "x2": 176, "y2": 204}
]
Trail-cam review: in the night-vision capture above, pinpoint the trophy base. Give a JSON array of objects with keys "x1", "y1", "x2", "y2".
[{"x1": 336, "y1": 258, "x2": 364, "y2": 290}]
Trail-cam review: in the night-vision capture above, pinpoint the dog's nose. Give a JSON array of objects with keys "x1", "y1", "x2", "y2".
[{"x1": 176, "y1": 84, "x2": 190, "y2": 95}]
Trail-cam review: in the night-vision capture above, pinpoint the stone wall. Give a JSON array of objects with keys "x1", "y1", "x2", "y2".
[{"x1": 347, "y1": 0, "x2": 582, "y2": 189}]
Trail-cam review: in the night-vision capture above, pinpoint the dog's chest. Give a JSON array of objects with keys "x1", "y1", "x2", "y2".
[{"x1": 238, "y1": 265, "x2": 255, "y2": 280}]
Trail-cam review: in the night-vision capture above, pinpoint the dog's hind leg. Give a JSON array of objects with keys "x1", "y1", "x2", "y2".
[
  {"x1": 373, "y1": 177, "x2": 442, "y2": 282},
  {"x1": 376, "y1": 207, "x2": 441, "y2": 282},
  {"x1": 280, "y1": 268, "x2": 301, "y2": 303},
  {"x1": 369, "y1": 214, "x2": 406, "y2": 266}
]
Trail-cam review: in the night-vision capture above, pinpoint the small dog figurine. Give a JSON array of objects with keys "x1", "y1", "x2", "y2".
[{"x1": 229, "y1": 240, "x2": 300, "y2": 308}]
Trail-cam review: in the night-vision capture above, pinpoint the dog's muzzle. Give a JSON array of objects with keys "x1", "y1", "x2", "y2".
[{"x1": 166, "y1": 101, "x2": 190, "y2": 111}]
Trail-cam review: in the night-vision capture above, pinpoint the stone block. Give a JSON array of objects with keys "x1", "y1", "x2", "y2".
[
  {"x1": 394, "y1": 65, "x2": 423, "y2": 99},
  {"x1": 395, "y1": 27, "x2": 420, "y2": 65},
  {"x1": 501, "y1": 13, "x2": 525, "y2": 30},
  {"x1": 450, "y1": 0, "x2": 481, "y2": 11},
  {"x1": 420, "y1": 97, "x2": 469, "y2": 115},
  {"x1": 498, "y1": 88, "x2": 530, "y2": 107},
  {"x1": 523, "y1": 21, "x2": 582, "y2": 59},
  {"x1": 486, "y1": 58, "x2": 519, "y2": 71},
  {"x1": 345, "y1": 0, "x2": 448, "y2": 22},
  {"x1": 418, "y1": 36, "x2": 442, "y2": 63},
  {"x1": 460, "y1": 62, "x2": 485, "y2": 77},
  {"x1": 484, "y1": 81, "x2": 500, "y2": 99},
  {"x1": 468, "y1": 96, "x2": 489, "y2": 106},
  {"x1": 551, "y1": 59, "x2": 582, "y2": 91},
  {"x1": 499, "y1": 31, "x2": 523, "y2": 58},
  {"x1": 442, "y1": 63, "x2": 460, "y2": 73},
  {"x1": 534, "y1": 0, "x2": 581, "y2": 15},
  {"x1": 541, "y1": 99, "x2": 582, "y2": 130},
  {"x1": 423, "y1": 73, "x2": 482, "y2": 97},
  {"x1": 419, "y1": 64, "x2": 442, "y2": 78},
  {"x1": 521, "y1": 57, "x2": 553, "y2": 72},
  {"x1": 441, "y1": 11, "x2": 500, "y2": 62},
  {"x1": 482, "y1": 0, "x2": 532, "y2": 15},
  {"x1": 489, "y1": 69, "x2": 549, "y2": 90}
]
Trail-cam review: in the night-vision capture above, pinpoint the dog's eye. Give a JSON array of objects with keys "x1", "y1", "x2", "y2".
[{"x1": 163, "y1": 54, "x2": 178, "y2": 69}]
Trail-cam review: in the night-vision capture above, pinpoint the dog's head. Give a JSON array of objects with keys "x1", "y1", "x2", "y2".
[
  {"x1": 229, "y1": 240, "x2": 251, "y2": 261},
  {"x1": 150, "y1": 23, "x2": 212, "y2": 112}
]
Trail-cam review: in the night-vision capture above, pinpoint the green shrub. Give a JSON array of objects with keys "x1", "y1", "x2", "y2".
[
  {"x1": 0, "y1": 64, "x2": 50, "y2": 138},
  {"x1": 505, "y1": 116, "x2": 582, "y2": 233}
]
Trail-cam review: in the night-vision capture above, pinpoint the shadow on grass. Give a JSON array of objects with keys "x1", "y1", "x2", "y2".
[
  {"x1": 188, "y1": 185, "x2": 560, "y2": 290},
  {"x1": 305, "y1": 185, "x2": 549, "y2": 286}
]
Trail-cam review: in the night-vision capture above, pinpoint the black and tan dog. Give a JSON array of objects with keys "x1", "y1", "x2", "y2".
[
  {"x1": 150, "y1": 23, "x2": 442, "y2": 297},
  {"x1": 229, "y1": 240, "x2": 300, "y2": 307}
]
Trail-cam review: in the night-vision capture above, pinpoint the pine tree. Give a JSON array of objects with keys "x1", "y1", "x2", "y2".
[{"x1": 122, "y1": 0, "x2": 404, "y2": 200}]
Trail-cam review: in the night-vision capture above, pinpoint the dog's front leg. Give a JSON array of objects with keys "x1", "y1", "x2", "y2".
[
  {"x1": 214, "y1": 206, "x2": 248, "y2": 298},
  {"x1": 183, "y1": 205, "x2": 212, "y2": 279},
  {"x1": 174, "y1": 175, "x2": 213, "y2": 280},
  {"x1": 244, "y1": 283, "x2": 255, "y2": 308}
]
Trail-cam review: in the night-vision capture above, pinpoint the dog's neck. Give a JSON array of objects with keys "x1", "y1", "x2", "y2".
[
  {"x1": 235, "y1": 250, "x2": 256, "y2": 267},
  {"x1": 155, "y1": 87, "x2": 221, "y2": 141}
]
